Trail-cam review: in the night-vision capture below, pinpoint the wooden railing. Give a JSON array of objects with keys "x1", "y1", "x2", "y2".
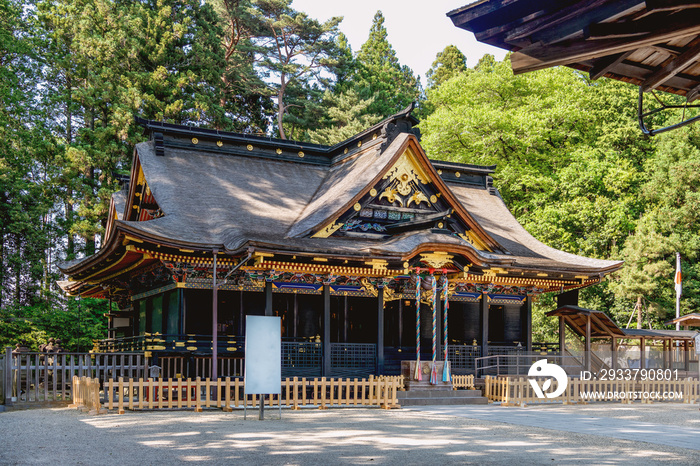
[
  {"x1": 484, "y1": 375, "x2": 700, "y2": 406},
  {"x1": 100, "y1": 375, "x2": 400, "y2": 414},
  {"x1": 4, "y1": 349, "x2": 147, "y2": 405},
  {"x1": 452, "y1": 374, "x2": 475, "y2": 390}
]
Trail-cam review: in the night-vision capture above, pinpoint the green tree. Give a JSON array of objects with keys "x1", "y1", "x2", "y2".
[
  {"x1": 420, "y1": 55, "x2": 655, "y2": 330},
  {"x1": 251, "y1": 0, "x2": 341, "y2": 139},
  {"x1": 611, "y1": 125, "x2": 700, "y2": 328},
  {"x1": 38, "y1": 0, "x2": 228, "y2": 258},
  {"x1": 421, "y1": 57, "x2": 649, "y2": 257},
  {"x1": 353, "y1": 11, "x2": 420, "y2": 118},
  {"x1": 0, "y1": 0, "x2": 57, "y2": 308},
  {"x1": 425, "y1": 45, "x2": 467, "y2": 89},
  {"x1": 307, "y1": 88, "x2": 381, "y2": 145},
  {"x1": 209, "y1": 0, "x2": 273, "y2": 132}
]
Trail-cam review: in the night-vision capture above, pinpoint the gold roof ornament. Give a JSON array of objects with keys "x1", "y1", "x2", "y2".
[{"x1": 419, "y1": 252, "x2": 454, "y2": 269}]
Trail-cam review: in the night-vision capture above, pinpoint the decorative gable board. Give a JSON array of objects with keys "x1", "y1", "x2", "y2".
[{"x1": 312, "y1": 144, "x2": 491, "y2": 252}]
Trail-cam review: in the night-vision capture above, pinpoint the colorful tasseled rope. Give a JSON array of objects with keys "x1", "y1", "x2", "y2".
[
  {"x1": 442, "y1": 277, "x2": 451, "y2": 383},
  {"x1": 414, "y1": 274, "x2": 422, "y2": 381},
  {"x1": 430, "y1": 275, "x2": 438, "y2": 384}
]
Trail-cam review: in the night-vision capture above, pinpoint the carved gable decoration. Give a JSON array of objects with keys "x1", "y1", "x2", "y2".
[
  {"x1": 125, "y1": 157, "x2": 164, "y2": 223},
  {"x1": 379, "y1": 147, "x2": 432, "y2": 208},
  {"x1": 311, "y1": 146, "x2": 491, "y2": 251}
]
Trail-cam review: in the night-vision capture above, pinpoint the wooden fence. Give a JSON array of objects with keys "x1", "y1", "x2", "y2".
[
  {"x1": 99, "y1": 375, "x2": 401, "y2": 414},
  {"x1": 452, "y1": 374, "x2": 475, "y2": 390},
  {"x1": 4, "y1": 348, "x2": 148, "y2": 405},
  {"x1": 69, "y1": 377, "x2": 105, "y2": 415},
  {"x1": 485, "y1": 375, "x2": 700, "y2": 406}
]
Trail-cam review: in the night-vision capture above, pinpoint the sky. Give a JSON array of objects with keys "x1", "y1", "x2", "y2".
[{"x1": 291, "y1": 0, "x2": 507, "y2": 80}]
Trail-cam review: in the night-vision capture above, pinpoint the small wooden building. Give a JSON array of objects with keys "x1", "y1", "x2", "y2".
[{"x1": 58, "y1": 106, "x2": 622, "y2": 378}]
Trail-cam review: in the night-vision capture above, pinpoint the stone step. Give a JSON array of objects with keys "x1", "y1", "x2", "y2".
[
  {"x1": 398, "y1": 396, "x2": 489, "y2": 406},
  {"x1": 397, "y1": 389, "x2": 482, "y2": 399}
]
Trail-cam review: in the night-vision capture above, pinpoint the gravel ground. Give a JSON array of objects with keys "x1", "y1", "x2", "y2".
[
  {"x1": 1, "y1": 405, "x2": 699, "y2": 465},
  {"x1": 518, "y1": 402, "x2": 700, "y2": 428}
]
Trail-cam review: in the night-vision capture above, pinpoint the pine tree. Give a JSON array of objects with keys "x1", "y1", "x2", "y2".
[
  {"x1": 210, "y1": 0, "x2": 271, "y2": 132},
  {"x1": 353, "y1": 11, "x2": 420, "y2": 118},
  {"x1": 251, "y1": 0, "x2": 341, "y2": 139}
]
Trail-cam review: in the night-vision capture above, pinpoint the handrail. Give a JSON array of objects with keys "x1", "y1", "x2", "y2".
[{"x1": 475, "y1": 354, "x2": 584, "y2": 378}]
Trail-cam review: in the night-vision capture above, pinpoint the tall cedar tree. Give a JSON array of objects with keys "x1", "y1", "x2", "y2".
[
  {"x1": 251, "y1": 0, "x2": 341, "y2": 140},
  {"x1": 38, "y1": 0, "x2": 227, "y2": 259},
  {"x1": 353, "y1": 11, "x2": 420, "y2": 118},
  {"x1": 307, "y1": 88, "x2": 380, "y2": 145},
  {"x1": 0, "y1": 0, "x2": 56, "y2": 307},
  {"x1": 425, "y1": 45, "x2": 467, "y2": 89}
]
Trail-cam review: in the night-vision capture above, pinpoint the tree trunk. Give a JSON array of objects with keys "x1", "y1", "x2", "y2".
[
  {"x1": 66, "y1": 188, "x2": 75, "y2": 260},
  {"x1": 277, "y1": 73, "x2": 287, "y2": 139},
  {"x1": 0, "y1": 231, "x2": 4, "y2": 307},
  {"x1": 636, "y1": 295, "x2": 643, "y2": 329},
  {"x1": 14, "y1": 233, "x2": 21, "y2": 306}
]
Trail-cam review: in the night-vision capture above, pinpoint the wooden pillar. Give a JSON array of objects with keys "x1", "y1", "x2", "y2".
[
  {"x1": 264, "y1": 281, "x2": 273, "y2": 317},
  {"x1": 559, "y1": 317, "x2": 566, "y2": 355},
  {"x1": 684, "y1": 339, "x2": 690, "y2": 371},
  {"x1": 398, "y1": 299, "x2": 403, "y2": 348},
  {"x1": 239, "y1": 291, "x2": 244, "y2": 336},
  {"x1": 212, "y1": 250, "x2": 218, "y2": 382},
  {"x1": 377, "y1": 286, "x2": 385, "y2": 374},
  {"x1": 343, "y1": 295, "x2": 348, "y2": 343},
  {"x1": 611, "y1": 336, "x2": 617, "y2": 370},
  {"x1": 179, "y1": 288, "x2": 186, "y2": 335},
  {"x1": 322, "y1": 284, "x2": 331, "y2": 376},
  {"x1": 584, "y1": 314, "x2": 591, "y2": 372},
  {"x1": 640, "y1": 337, "x2": 646, "y2": 370},
  {"x1": 293, "y1": 293, "x2": 298, "y2": 339},
  {"x1": 525, "y1": 297, "x2": 532, "y2": 353},
  {"x1": 481, "y1": 293, "x2": 489, "y2": 358}
]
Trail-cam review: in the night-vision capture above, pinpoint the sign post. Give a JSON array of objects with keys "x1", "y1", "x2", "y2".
[{"x1": 244, "y1": 315, "x2": 281, "y2": 420}]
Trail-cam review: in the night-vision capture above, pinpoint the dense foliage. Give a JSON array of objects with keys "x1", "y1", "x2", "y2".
[
  {"x1": 420, "y1": 55, "x2": 700, "y2": 340},
  {"x1": 1, "y1": 0, "x2": 698, "y2": 348}
]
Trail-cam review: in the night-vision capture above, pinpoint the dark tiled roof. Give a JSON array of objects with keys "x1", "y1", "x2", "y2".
[
  {"x1": 447, "y1": 183, "x2": 621, "y2": 273},
  {"x1": 623, "y1": 328, "x2": 698, "y2": 340},
  {"x1": 64, "y1": 107, "x2": 622, "y2": 277},
  {"x1": 287, "y1": 137, "x2": 389, "y2": 238}
]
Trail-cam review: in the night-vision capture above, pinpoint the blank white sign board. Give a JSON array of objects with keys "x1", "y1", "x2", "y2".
[{"x1": 245, "y1": 315, "x2": 281, "y2": 394}]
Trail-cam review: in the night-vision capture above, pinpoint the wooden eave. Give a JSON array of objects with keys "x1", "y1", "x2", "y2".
[
  {"x1": 449, "y1": 0, "x2": 700, "y2": 99},
  {"x1": 547, "y1": 305, "x2": 626, "y2": 337},
  {"x1": 664, "y1": 312, "x2": 700, "y2": 327}
]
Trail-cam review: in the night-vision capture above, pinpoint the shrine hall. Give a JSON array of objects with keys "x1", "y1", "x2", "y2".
[{"x1": 58, "y1": 104, "x2": 622, "y2": 379}]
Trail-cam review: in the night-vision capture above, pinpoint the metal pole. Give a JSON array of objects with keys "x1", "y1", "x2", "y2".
[{"x1": 676, "y1": 253, "x2": 681, "y2": 331}]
